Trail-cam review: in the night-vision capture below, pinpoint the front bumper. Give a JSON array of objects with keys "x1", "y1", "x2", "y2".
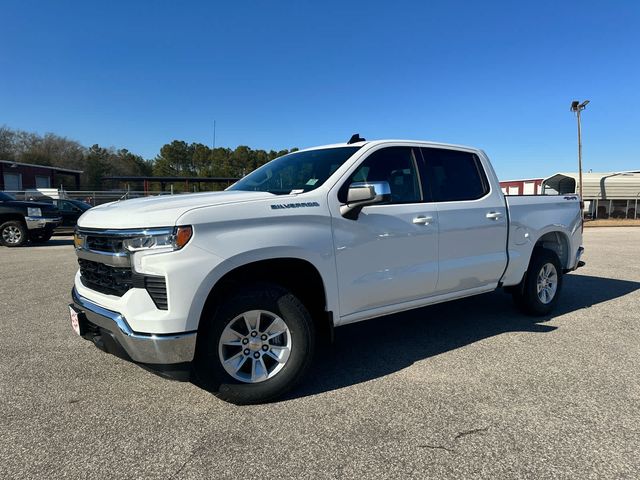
[
  {"x1": 70, "y1": 287, "x2": 197, "y2": 365},
  {"x1": 25, "y1": 216, "x2": 62, "y2": 230}
]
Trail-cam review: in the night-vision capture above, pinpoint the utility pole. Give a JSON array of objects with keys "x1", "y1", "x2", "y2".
[
  {"x1": 570, "y1": 100, "x2": 589, "y2": 201},
  {"x1": 213, "y1": 120, "x2": 216, "y2": 149}
]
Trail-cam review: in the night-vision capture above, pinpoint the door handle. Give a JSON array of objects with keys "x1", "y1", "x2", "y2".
[
  {"x1": 486, "y1": 211, "x2": 503, "y2": 220},
  {"x1": 412, "y1": 215, "x2": 433, "y2": 225}
]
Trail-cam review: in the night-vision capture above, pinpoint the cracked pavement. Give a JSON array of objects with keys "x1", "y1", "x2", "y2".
[{"x1": 1, "y1": 228, "x2": 639, "y2": 479}]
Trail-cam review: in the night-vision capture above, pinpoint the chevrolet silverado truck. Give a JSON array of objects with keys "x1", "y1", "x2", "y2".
[
  {"x1": 69, "y1": 138, "x2": 584, "y2": 404},
  {"x1": 0, "y1": 192, "x2": 62, "y2": 246}
]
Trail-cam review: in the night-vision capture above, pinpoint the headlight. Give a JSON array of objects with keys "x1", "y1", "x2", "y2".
[
  {"x1": 123, "y1": 226, "x2": 192, "y2": 252},
  {"x1": 27, "y1": 207, "x2": 42, "y2": 217}
]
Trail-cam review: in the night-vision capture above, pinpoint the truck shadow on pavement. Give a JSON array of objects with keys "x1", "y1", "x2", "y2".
[
  {"x1": 288, "y1": 273, "x2": 640, "y2": 400},
  {"x1": 36, "y1": 238, "x2": 75, "y2": 247}
]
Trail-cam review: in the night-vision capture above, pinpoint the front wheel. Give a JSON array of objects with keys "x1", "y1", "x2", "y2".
[
  {"x1": 512, "y1": 248, "x2": 563, "y2": 316},
  {"x1": 194, "y1": 283, "x2": 316, "y2": 405},
  {"x1": 0, "y1": 221, "x2": 28, "y2": 247}
]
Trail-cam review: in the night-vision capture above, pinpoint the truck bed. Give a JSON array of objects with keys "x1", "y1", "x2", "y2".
[{"x1": 500, "y1": 194, "x2": 583, "y2": 286}]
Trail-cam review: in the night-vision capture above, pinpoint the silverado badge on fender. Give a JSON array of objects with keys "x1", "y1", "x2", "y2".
[{"x1": 270, "y1": 202, "x2": 320, "y2": 210}]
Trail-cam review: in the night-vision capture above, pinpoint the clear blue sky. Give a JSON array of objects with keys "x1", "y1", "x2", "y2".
[{"x1": 1, "y1": 0, "x2": 639, "y2": 179}]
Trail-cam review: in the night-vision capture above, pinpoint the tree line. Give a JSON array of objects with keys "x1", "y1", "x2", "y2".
[{"x1": 0, "y1": 126, "x2": 296, "y2": 190}]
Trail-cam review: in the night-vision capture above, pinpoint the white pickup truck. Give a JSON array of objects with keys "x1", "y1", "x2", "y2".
[{"x1": 70, "y1": 137, "x2": 584, "y2": 404}]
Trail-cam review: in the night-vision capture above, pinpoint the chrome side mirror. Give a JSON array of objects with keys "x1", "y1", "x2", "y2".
[{"x1": 340, "y1": 181, "x2": 391, "y2": 219}]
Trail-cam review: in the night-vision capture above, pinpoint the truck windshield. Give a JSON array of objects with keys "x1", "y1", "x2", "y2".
[
  {"x1": 228, "y1": 146, "x2": 362, "y2": 195},
  {"x1": 0, "y1": 192, "x2": 16, "y2": 201}
]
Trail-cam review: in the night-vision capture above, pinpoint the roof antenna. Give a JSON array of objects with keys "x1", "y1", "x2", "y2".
[{"x1": 347, "y1": 133, "x2": 366, "y2": 144}]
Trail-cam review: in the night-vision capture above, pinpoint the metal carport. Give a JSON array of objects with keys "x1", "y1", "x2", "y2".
[{"x1": 542, "y1": 172, "x2": 640, "y2": 219}]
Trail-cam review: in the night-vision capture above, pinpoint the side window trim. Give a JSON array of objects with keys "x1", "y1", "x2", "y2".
[
  {"x1": 473, "y1": 154, "x2": 491, "y2": 196},
  {"x1": 415, "y1": 147, "x2": 433, "y2": 203},
  {"x1": 409, "y1": 147, "x2": 426, "y2": 203}
]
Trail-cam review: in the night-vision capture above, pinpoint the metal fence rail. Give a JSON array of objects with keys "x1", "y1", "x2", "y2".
[{"x1": 3, "y1": 189, "x2": 175, "y2": 206}]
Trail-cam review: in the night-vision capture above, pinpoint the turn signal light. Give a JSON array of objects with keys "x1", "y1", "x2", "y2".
[
  {"x1": 73, "y1": 233, "x2": 85, "y2": 249},
  {"x1": 175, "y1": 226, "x2": 193, "y2": 249}
]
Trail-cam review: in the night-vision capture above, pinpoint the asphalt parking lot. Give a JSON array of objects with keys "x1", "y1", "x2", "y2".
[{"x1": 1, "y1": 228, "x2": 639, "y2": 479}]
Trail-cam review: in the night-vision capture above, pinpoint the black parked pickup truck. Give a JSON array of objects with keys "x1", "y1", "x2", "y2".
[{"x1": 0, "y1": 192, "x2": 62, "y2": 247}]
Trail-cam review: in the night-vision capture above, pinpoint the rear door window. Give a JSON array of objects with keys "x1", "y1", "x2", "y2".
[{"x1": 419, "y1": 148, "x2": 489, "y2": 202}]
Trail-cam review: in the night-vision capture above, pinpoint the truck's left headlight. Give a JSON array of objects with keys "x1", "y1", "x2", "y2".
[
  {"x1": 27, "y1": 207, "x2": 42, "y2": 217},
  {"x1": 123, "y1": 226, "x2": 193, "y2": 252}
]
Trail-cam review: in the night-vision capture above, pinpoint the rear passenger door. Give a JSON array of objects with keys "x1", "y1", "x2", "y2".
[{"x1": 419, "y1": 147, "x2": 508, "y2": 295}]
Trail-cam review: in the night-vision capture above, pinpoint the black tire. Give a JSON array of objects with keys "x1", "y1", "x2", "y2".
[
  {"x1": 30, "y1": 232, "x2": 53, "y2": 243},
  {"x1": 512, "y1": 248, "x2": 563, "y2": 316},
  {"x1": 0, "y1": 220, "x2": 28, "y2": 247},
  {"x1": 194, "y1": 283, "x2": 316, "y2": 405}
]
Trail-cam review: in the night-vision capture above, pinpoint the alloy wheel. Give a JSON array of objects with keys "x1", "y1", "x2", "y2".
[
  {"x1": 536, "y1": 263, "x2": 558, "y2": 304},
  {"x1": 2, "y1": 226, "x2": 22, "y2": 245},
  {"x1": 218, "y1": 309, "x2": 292, "y2": 383}
]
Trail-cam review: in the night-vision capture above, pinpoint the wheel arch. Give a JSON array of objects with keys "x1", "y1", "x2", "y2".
[
  {"x1": 196, "y1": 257, "x2": 333, "y2": 345},
  {"x1": 532, "y1": 230, "x2": 570, "y2": 269},
  {"x1": 503, "y1": 227, "x2": 572, "y2": 289},
  {"x1": 0, "y1": 213, "x2": 27, "y2": 225}
]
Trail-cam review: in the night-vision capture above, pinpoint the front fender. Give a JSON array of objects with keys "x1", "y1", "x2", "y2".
[{"x1": 186, "y1": 247, "x2": 338, "y2": 332}]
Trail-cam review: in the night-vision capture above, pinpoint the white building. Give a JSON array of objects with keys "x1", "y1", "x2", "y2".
[{"x1": 542, "y1": 172, "x2": 640, "y2": 219}]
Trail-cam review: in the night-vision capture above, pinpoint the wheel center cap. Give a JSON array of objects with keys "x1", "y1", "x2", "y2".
[{"x1": 249, "y1": 337, "x2": 262, "y2": 350}]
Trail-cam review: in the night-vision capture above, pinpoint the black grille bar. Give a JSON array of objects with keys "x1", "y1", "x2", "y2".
[
  {"x1": 144, "y1": 276, "x2": 168, "y2": 310},
  {"x1": 78, "y1": 258, "x2": 168, "y2": 310},
  {"x1": 79, "y1": 259, "x2": 132, "y2": 296},
  {"x1": 85, "y1": 235, "x2": 125, "y2": 254}
]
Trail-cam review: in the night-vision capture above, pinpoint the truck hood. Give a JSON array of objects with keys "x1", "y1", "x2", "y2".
[{"x1": 77, "y1": 191, "x2": 275, "y2": 229}]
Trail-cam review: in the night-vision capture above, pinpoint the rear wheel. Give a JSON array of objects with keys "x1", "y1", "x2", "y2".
[
  {"x1": 194, "y1": 283, "x2": 315, "y2": 405},
  {"x1": 0, "y1": 221, "x2": 27, "y2": 247},
  {"x1": 512, "y1": 248, "x2": 563, "y2": 316}
]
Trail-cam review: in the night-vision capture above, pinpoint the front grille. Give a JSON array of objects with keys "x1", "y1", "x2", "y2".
[
  {"x1": 78, "y1": 259, "x2": 133, "y2": 296},
  {"x1": 78, "y1": 258, "x2": 168, "y2": 310},
  {"x1": 85, "y1": 235, "x2": 125, "y2": 254}
]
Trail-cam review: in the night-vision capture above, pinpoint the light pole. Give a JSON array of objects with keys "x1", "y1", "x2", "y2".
[{"x1": 570, "y1": 100, "x2": 589, "y2": 201}]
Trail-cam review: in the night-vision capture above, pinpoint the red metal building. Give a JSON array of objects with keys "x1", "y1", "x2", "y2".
[
  {"x1": 499, "y1": 178, "x2": 543, "y2": 195},
  {"x1": 0, "y1": 160, "x2": 82, "y2": 191}
]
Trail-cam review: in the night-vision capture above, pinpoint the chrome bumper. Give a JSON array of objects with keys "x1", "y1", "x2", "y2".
[
  {"x1": 70, "y1": 287, "x2": 196, "y2": 364},
  {"x1": 25, "y1": 216, "x2": 62, "y2": 230}
]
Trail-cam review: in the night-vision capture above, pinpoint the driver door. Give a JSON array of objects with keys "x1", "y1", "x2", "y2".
[{"x1": 330, "y1": 146, "x2": 439, "y2": 320}]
